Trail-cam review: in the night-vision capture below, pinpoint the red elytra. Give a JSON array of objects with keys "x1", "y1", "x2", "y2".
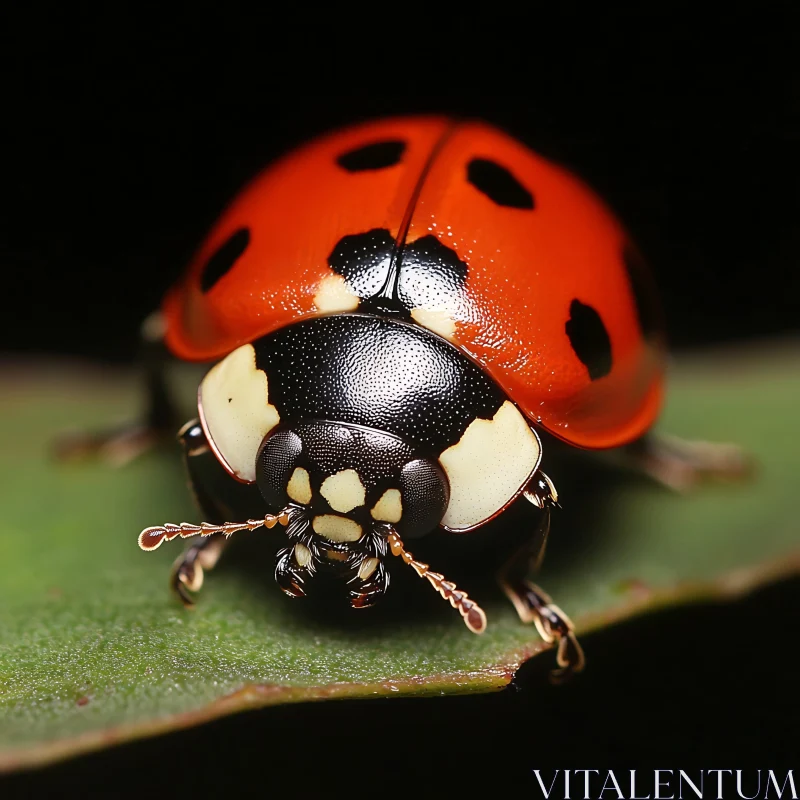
[{"x1": 163, "y1": 116, "x2": 665, "y2": 450}]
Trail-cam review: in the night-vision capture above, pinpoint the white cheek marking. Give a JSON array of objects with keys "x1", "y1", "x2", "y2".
[
  {"x1": 313, "y1": 274, "x2": 360, "y2": 313},
  {"x1": 410, "y1": 307, "x2": 456, "y2": 341},
  {"x1": 287, "y1": 467, "x2": 312, "y2": 504},
  {"x1": 312, "y1": 515, "x2": 363, "y2": 543},
  {"x1": 370, "y1": 489, "x2": 403, "y2": 523},
  {"x1": 320, "y1": 469, "x2": 366, "y2": 513},
  {"x1": 439, "y1": 401, "x2": 541, "y2": 531},
  {"x1": 199, "y1": 344, "x2": 280, "y2": 483}
]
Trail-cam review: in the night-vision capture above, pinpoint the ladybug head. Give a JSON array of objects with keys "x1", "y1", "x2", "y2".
[
  {"x1": 254, "y1": 420, "x2": 450, "y2": 603},
  {"x1": 256, "y1": 421, "x2": 449, "y2": 538}
]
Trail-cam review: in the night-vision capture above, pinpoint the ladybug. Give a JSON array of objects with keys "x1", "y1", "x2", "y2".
[{"x1": 69, "y1": 117, "x2": 746, "y2": 679}]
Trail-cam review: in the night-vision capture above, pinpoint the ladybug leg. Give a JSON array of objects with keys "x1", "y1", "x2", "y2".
[
  {"x1": 170, "y1": 419, "x2": 232, "y2": 607},
  {"x1": 53, "y1": 312, "x2": 179, "y2": 465},
  {"x1": 170, "y1": 535, "x2": 229, "y2": 607},
  {"x1": 497, "y1": 477, "x2": 585, "y2": 682},
  {"x1": 499, "y1": 576, "x2": 585, "y2": 683},
  {"x1": 161, "y1": 420, "x2": 295, "y2": 605},
  {"x1": 620, "y1": 432, "x2": 752, "y2": 492}
]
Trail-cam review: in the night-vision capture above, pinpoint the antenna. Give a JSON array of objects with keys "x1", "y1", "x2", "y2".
[
  {"x1": 138, "y1": 507, "x2": 294, "y2": 551},
  {"x1": 386, "y1": 529, "x2": 487, "y2": 634}
]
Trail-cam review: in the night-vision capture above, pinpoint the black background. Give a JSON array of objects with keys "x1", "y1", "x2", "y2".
[{"x1": 3, "y1": 10, "x2": 799, "y2": 796}]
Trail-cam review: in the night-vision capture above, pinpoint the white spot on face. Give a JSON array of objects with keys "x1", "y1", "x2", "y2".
[
  {"x1": 313, "y1": 274, "x2": 360, "y2": 313},
  {"x1": 370, "y1": 489, "x2": 403, "y2": 523},
  {"x1": 312, "y1": 515, "x2": 363, "y2": 543},
  {"x1": 294, "y1": 542, "x2": 312, "y2": 568},
  {"x1": 287, "y1": 467, "x2": 312, "y2": 504},
  {"x1": 320, "y1": 469, "x2": 366, "y2": 513},
  {"x1": 199, "y1": 344, "x2": 280, "y2": 482},
  {"x1": 358, "y1": 557, "x2": 380, "y2": 581},
  {"x1": 439, "y1": 401, "x2": 541, "y2": 531},
  {"x1": 410, "y1": 306, "x2": 456, "y2": 341}
]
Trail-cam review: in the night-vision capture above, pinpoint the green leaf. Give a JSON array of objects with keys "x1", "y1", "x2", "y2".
[{"x1": 1, "y1": 344, "x2": 798, "y2": 772}]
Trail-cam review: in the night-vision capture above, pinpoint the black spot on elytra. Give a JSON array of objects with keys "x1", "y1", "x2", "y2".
[
  {"x1": 327, "y1": 229, "x2": 469, "y2": 320},
  {"x1": 565, "y1": 299, "x2": 612, "y2": 380},
  {"x1": 328, "y1": 229, "x2": 395, "y2": 298},
  {"x1": 398, "y1": 235, "x2": 468, "y2": 312},
  {"x1": 336, "y1": 140, "x2": 406, "y2": 172},
  {"x1": 623, "y1": 244, "x2": 662, "y2": 341},
  {"x1": 467, "y1": 158, "x2": 534, "y2": 209},
  {"x1": 199, "y1": 228, "x2": 250, "y2": 292}
]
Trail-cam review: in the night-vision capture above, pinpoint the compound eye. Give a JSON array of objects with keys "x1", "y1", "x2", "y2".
[
  {"x1": 392, "y1": 458, "x2": 450, "y2": 539},
  {"x1": 256, "y1": 430, "x2": 308, "y2": 508}
]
